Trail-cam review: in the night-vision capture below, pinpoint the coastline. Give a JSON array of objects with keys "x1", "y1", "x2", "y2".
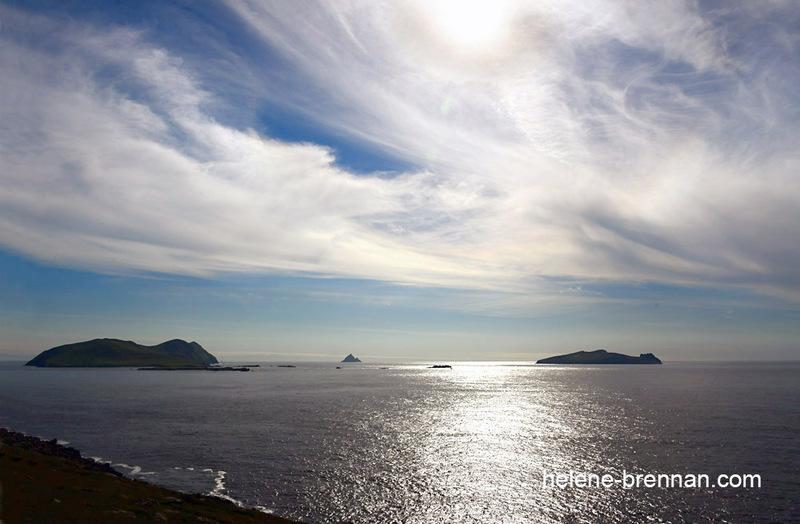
[{"x1": 0, "y1": 428, "x2": 298, "y2": 523}]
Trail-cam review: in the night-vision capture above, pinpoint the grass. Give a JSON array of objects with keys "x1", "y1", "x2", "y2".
[{"x1": 0, "y1": 430, "x2": 299, "y2": 523}]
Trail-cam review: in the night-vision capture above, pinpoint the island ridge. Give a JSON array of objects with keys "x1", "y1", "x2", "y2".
[
  {"x1": 537, "y1": 349, "x2": 662, "y2": 364},
  {"x1": 25, "y1": 338, "x2": 218, "y2": 368}
]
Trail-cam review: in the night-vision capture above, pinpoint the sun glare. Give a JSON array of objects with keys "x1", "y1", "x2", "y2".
[{"x1": 426, "y1": 0, "x2": 514, "y2": 54}]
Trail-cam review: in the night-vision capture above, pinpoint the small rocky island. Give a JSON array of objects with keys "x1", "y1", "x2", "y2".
[
  {"x1": 537, "y1": 349, "x2": 662, "y2": 365},
  {"x1": 25, "y1": 338, "x2": 218, "y2": 368},
  {"x1": 341, "y1": 353, "x2": 362, "y2": 363}
]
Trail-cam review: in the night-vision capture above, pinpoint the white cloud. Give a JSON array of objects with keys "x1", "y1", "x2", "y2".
[
  {"x1": 1, "y1": 2, "x2": 799, "y2": 312},
  {"x1": 0, "y1": 7, "x2": 504, "y2": 290}
]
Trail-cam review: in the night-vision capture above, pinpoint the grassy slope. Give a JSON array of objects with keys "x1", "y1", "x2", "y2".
[
  {"x1": 154, "y1": 340, "x2": 218, "y2": 365},
  {"x1": 0, "y1": 433, "x2": 298, "y2": 523}
]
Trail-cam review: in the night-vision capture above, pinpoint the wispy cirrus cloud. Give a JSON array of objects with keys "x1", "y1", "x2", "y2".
[
  {"x1": 1, "y1": 0, "x2": 799, "y2": 316},
  {"x1": 0, "y1": 6, "x2": 507, "y2": 291}
]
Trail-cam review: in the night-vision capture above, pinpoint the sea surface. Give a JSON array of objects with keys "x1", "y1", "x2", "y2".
[{"x1": 1, "y1": 361, "x2": 797, "y2": 522}]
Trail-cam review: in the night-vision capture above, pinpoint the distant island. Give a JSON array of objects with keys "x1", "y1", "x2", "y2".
[
  {"x1": 537, "y1": 349, "x2": 662, "y2": 365},
  {"x1": 341, "y1": 354, "x2": 362, "y2": 363},
  {"x1": 25, "y1": 338, "x2": 218, "y2": 368}
]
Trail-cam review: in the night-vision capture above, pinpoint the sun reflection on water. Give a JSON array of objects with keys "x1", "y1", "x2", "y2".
[{"x1": 371, "y1": 363, "x2": 653, "y2": 522}]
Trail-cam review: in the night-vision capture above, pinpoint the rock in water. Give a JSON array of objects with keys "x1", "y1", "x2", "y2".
[{"x1": 341, "y1": 354, "x2": 362, "y2": 363}]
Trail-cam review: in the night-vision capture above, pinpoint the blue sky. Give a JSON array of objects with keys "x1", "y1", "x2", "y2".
[{"x1": 1, "y1": 0, "x2": 799, "y2": 361}]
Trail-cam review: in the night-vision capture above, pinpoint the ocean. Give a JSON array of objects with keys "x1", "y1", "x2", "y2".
[{"x1": 1, "y1": 361, "x2": 797, "y2": 522}]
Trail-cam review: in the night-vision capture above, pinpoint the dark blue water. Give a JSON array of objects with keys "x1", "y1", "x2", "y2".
[{"x1": 1, "y1": 361, "x2": 797, "y2": 522}]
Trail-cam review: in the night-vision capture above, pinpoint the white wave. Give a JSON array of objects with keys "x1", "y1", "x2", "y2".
[
  {"x1": 114, "y1": 462, "x2": 155, "y2": 476},
  {"x1": 208, "y1": 469, "x2": 243, "y2": 507}
]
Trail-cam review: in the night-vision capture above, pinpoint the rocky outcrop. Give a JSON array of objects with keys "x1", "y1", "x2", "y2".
[
  {"x1": 0, "y1": 428, "x2": 121, "y2": 476},
  {"x1": 341, "y1": 354, "x2": 362, "y2": 363}
]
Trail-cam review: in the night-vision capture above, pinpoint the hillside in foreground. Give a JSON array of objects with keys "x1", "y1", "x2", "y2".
[{"x1": 0, "y1": 428, "x2": 297, "y2": 523}]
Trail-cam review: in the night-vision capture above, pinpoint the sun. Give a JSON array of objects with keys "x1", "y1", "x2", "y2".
[{"x1": 423, "y1": 0, "x2": 515, "y2": 55}]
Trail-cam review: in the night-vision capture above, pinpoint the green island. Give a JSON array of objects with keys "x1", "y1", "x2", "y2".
[
  {"x1": 25, "y1": 338, "x2": 219, "y2": 368},
  {"x1": 0, "y1": 428, "x2": 297, "y2": 523},
  {"x1": 537, "y1": 349, "x2": 663, "y2": 364}
]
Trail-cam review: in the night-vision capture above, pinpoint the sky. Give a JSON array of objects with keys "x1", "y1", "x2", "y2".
[{"x1": 1, "y1": 0, "x2": 799, "y2": 361}]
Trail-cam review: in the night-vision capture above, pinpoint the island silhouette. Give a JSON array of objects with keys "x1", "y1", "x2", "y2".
[
  {"x1": 537, "y1": 349, "x2": 662, "y2": 364},
  {"x1": 25, "y1": 339, "x2": 218, "y2": 368}
]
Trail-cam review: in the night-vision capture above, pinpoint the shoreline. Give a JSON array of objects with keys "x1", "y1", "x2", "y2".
[{"x1": 0, "y1": 428, "x2": 298, "y2": 523}]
